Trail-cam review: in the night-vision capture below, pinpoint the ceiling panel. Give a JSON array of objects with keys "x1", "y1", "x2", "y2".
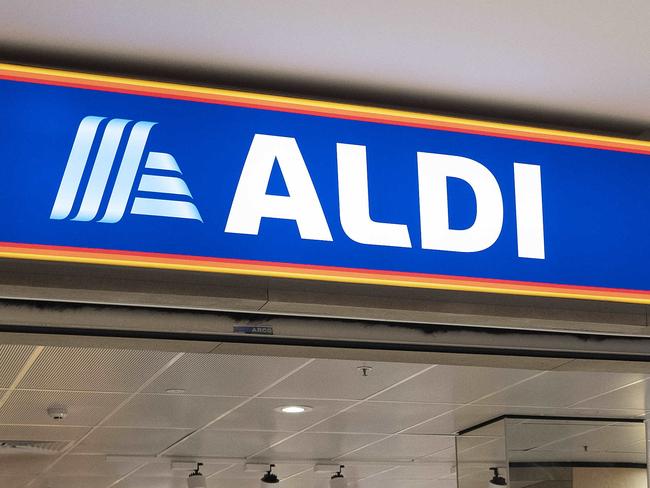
[
  {"x1": 35, "y1": 475, "x2": 120, "y2": 488},
  {"x1": 0, "y1": 344, "x2": 34, "y2": 388},
  {"x1": 509, "y1": 448, "x2": 648, "y2": 464},
  {"x1": 572, "y1": 379, "x2": 650, "y2": 410},
  {"x1": 145, "y1": 354, "x2": 308, "y2": 396},
  {"x1": 0, "y1": 454, "x2": 57, "y2": 476},
  {"x1": 208, "y1": 397, "x2": 353, "y2": 432},
  {"x1": 133, "y1": 461, "x2": 232, "y2": 478},
  {"x1": 164, "y1": 430, "x2": 292, "y2": 458},
  {"x1": 0, "y1": 390, "x2": 129, "y2": 426},
  {"x1": 540, "y1": 424, "x2": 646, "y2": 454},
  {"x1": 208, "y1": 480, "x2": 260, "y2": 488},
  {"x1": 506, "y1": 422, "x2": 600, "y2": 451},
  {"x1": 114, "y1": 477, "x2": 187, "y2": 488},
  {"x1": 48, "y1": 453, "x2": 144, "y2": 477},
  {"x1": 277, "y1": 473, "x2": 336, "y2": 488},
  {"x1": 420, "y1": 445, "x2": 457, "y2": 462},
  {"x1": 404, "y1": 404, "x2": 521, "y2": 435},
  {"x1": 371, "y1": 462, "x2": 455, "y2": 480},
  {"x1": 104, "y1": 393, "x2": 244, "y2": 429},
  {"x1": 0, "y1": 424, "x2": 89, "y2": 442},
  {"x1": 375, "y1": 365, "x2": 538, "y2": 404},
  {"x1": 404, "y1": 403, "x2": 646, "y2": 436},
  {"x1": 341, "y1": 434, "x2": 454, "y2": 461},
  {"x1": 74, "y1": 426, "x2": 193, "y2": 455},
  {"x1": 0, "y1": 478, "x2": 33, "y2": 488},
  {"x1": 252, "y1": 432, "x2": 386, "y2": 459},
  {"x1": 454, "y1": 437, "x2": 505, "y2": 464},
  {"x1": 358, "y1": 479, "x2": 457, "y2": 488},
  {"x1": 307, "y1": 401, "x2": 454, "y2": 434},
  {"x1": 263, "y1": 359, "x2": 428, "y2": 400},
  {"x1": 474, "y1": 371, "x2": 647, "y2": 407},
  {"x1": 18, "y1": 347, "x2": 178, "y2": 392}
]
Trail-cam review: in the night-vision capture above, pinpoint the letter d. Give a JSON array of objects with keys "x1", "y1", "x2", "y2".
[{"x1": 418, "y1": 153, "x2": 503, "y2": 252}]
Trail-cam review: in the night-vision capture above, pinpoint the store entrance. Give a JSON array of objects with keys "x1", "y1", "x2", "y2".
[{"x1": 1, "y1": 338, "x2": 649, "y2": 488}]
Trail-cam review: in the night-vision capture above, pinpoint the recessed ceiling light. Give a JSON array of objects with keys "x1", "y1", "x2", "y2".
[
  {"x1": 275, "y1": 405, "x2": 313, "y2": 414},
  {"x1": 165, "y1": 388, "x2": 186, "y2": 394}
]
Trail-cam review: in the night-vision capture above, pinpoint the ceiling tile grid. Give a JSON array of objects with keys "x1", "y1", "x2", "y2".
[
  {"x1": 104, "y1": 394, "x2": 246, "y2": 429},
  {"x1": 0, "y1": 389, "x2": 130, "y2": 426},
  {"x1": 164, "y1": 429, "x2": 295, "y2": 459},
  {"x1": 18, "y1": 347, "x2": 179, "y2": 393},
  {"x1": 0, "y1": 344, "x2": 36, "y2": 388},
  {"x1": 374, "y1": 365, "x2": 541, "y2": 404},
  {"x1": 1, "y1": 343, "x2": 650, "y2": 488},
  {"x1": 73, "y1": 426, "x2": 194, "y2": 455},
  {"x1": 144, "y1": 353, "x2": 309, "y2": 396},
  {"x1": 207, "y1": 397, "x2": 354, "y2": 432},
  {"x1": 263, "y1": 359, "x2": 430, "y2": 400}
]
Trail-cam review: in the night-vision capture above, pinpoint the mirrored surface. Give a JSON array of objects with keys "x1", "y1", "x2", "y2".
[{"x1": 457, "y1": 417, "x2": 648, "y2": 488}]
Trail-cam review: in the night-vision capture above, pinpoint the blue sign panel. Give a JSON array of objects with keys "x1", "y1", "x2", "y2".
[{"x1": 1, "y1": 64, "x2": 649, "y2": 303}]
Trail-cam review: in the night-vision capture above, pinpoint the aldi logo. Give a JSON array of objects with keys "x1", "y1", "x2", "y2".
[
  {"x1": 50, "y1": 116, "x2": 202, "y2": 223},
  {"x1": 3, "y1": 63, "x2": 649, "y2": 304}
]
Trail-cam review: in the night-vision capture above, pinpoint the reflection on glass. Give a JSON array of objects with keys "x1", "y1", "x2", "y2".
[{"x1": 457, "y1": 416, "x2": 647, "y2": 488}]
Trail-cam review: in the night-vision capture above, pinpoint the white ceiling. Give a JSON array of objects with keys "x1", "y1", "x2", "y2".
[
  {"x1": 1, "y1": 344, "x2": 650, "y2": 487},
  {"x1": 0, "y1": 1, "x2": 649, "y2": 133}
]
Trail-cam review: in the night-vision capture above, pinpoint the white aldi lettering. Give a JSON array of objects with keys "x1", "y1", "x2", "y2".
[
  {"x1": 51, "y1": 116, "x2": 202, "y2": 224},
  {"x1": 51, "y1": 119, "x2": 544, "y2": 259},
  {"x1": 225, "y1": 133, "x2": 545, "y2": 259}
]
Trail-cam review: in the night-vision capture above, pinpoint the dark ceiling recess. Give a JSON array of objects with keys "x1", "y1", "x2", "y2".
[{"x1": 3, "y1": 299, "x2": 650, "y2": 363}]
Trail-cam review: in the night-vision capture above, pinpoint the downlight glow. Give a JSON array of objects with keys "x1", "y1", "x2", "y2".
[{"x1": 276, "y1": 406, "x2": 313, "y2": 414}]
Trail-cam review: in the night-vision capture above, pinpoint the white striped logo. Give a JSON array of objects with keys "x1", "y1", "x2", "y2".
[{"x1": 51, "y1": 116, "x2": 202, "y2": 223}]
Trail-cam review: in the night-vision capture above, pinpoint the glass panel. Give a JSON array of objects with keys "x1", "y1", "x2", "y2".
[
  {"x1": 457, "y1": 417, "x2": 648, "y2": 488},
  {"x1": 457, "y1": 419, "x2": 508, "y2": 487}
]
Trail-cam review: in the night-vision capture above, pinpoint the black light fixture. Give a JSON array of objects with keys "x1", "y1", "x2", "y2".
[
  {"x1": 330, "y1": 465, "x2": 347, "y2": 488},
  {"x1": 260, "y1": 464, "x2": 280, "y2": 486},
  {"x1": 488, "y1": 467, "x2": 507, "y2": 486},
  {"x1": 187, "y1": 463, "x2": 207, "y2": 488}
]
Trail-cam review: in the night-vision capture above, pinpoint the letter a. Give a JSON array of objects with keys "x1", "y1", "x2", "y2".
[{"x1": 225, "y1": 134, "x2": 332, "y2": 241}]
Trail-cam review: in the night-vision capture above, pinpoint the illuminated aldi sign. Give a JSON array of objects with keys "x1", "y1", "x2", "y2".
[{"x1": 1, "y1": 63, "x2": 649, "y2": 303}]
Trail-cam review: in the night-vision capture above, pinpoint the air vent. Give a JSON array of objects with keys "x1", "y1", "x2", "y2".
[{"x1": 0, "y1": 440, "x2": 70, "y2": 455}]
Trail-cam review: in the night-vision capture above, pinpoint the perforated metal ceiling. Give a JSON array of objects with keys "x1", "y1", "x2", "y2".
[{"x1": 0, "y1": 344, "x2": 648, "y2": 487}]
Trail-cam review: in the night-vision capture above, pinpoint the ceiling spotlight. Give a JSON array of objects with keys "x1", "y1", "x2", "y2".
[
  {"x1": 260, "y1": 464, "x2": 280, "y2": 486},
  {"x1": 489, "y1": 467, "x2": 507, "y2": 486},
  {"x1": 165, "y1": 388, "x2": 186, "y2": 394},
  {"x1": 330, "y1": 465, "x2": 347, "y2": 488},
  {"x1": 187, "y1": 462, "x2": 207, "y2": 488},
  {"x1": 275, "y1": 405, "x2": 313, "y2": 414}
]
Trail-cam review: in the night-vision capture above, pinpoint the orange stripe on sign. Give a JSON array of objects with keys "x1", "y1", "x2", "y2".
[
  {"x1": 1, "y1": 63, "x2": 650, "y2": 155},
  {"x1": 0, "y1": 243, "x2": 649, "y2": 305}
]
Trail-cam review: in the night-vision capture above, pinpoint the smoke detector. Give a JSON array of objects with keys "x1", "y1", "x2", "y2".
[{"x1": 47, "y1": 405, "x2": 68, "y2": 421}]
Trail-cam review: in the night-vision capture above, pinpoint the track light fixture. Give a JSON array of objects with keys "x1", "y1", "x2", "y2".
[
  {"x1": 330, "y1": 465, "x2": 347, "y2": 488},
  {"x1": 260, "y1": 464, "x2": 280, "y2": 486},
  {"x1": 488, "y1": 467, "x2": 507, "y2": 486},
  {"x1": 187, "y1": 462, "x2": 207, "y2": 488}
]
